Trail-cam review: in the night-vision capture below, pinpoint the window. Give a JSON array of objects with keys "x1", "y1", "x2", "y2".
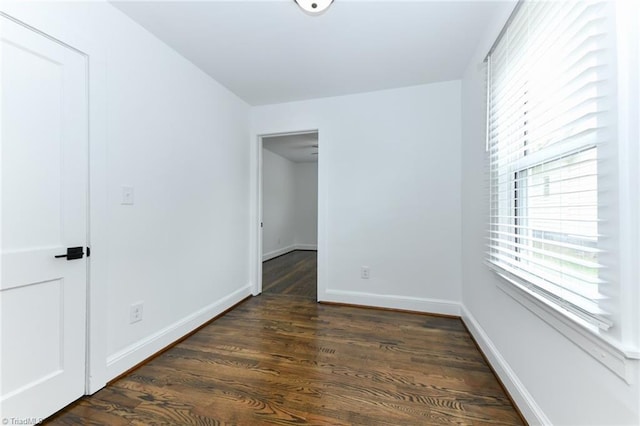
[{"x1": 486, "y1": 1, "x2": 613, "y2": 330}]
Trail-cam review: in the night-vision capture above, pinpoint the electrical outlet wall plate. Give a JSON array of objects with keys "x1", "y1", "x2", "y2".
[{"x1": 361, "y1": 266, "x2": 370, "y2": 279}]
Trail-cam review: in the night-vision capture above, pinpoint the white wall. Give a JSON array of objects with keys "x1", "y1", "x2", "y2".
[
  {"x1": 262, "y1": 150, "x2": 317, "y2": 260},
  {"x1": 3, "y1": 1, "x2": 252, "y2": 389},
  {"x1": 262, "y1": 149, "x2": 296, "y2": 258},
  {"x1": 251, "y1": 81, "x2": 462, "y2": 314},
  {"x1": 293, "y1": 162, "x2": 318, "y2": 249},
  {"x1": 460, "y1": 2, "x2": 640, "y2": 425}
]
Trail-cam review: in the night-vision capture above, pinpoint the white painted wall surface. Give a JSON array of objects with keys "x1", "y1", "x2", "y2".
[
  {"x1": 251, "y1": 81, "x2": 462, "y2": 314},
  {"x1": 460, "y1": 2, "x2": 640, "y2": 425},
  {"x1": 2, "y1": 1, "x2": 252, "y2": 387},
  {"x1": 293, "y1": 162, "x2": 318, "y2": 249},
  {"x1": 262, "y1": 149, "x2": 297, "y2": 259},
  {"x1": 261, "y1": 152, "x2": 317, "y2": 260}
]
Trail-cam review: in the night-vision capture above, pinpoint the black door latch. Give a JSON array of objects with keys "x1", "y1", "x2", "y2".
[{"x1": 54, "y1": 246, "x2": 84, "y2": 260}]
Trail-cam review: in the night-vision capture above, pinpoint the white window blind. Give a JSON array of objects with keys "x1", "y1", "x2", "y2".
[{"x1": 486, "y1": 0, "x2": 613, "y2": 330}]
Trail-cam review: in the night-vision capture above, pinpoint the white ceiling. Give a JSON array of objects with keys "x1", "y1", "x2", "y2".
[
  {"x1": 263, "y1": 132, "x2": 319, "y2": 163},
  {"x1": 111, "y1": 0, "x2": 505, "y2": 106}
]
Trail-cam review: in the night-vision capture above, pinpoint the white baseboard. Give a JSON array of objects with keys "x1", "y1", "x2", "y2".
[
  {"x1": 323, "y1": 289, "x2": 460, "y2": 317},
  {"x1": 461, "y1": 305, "x2": 550, "y2": 425},
  {"x1": 262, "y1": 244, "x2": 317, "y2": 261},
  {"x1": 262, "y1": 245, "x2": 296, "y2": 261},
  {"x1": 106, "y1": 284, "x2": 252, "y2": 381}
]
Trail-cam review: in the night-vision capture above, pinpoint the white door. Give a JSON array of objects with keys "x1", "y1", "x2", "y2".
[{"x1": 0, "y1": 16, "x2": 88, "y2": 420}]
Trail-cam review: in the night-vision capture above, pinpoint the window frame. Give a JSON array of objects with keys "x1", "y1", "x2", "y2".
[
  {"x1": 512, "y1": 146, "x2": 602, "y2": 307},
  {"x1": 484, "y1": 0, "x2": 640, "y2": 380}
]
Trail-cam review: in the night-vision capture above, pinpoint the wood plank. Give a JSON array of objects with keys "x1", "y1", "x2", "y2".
[{"x1": 45, "y1": 251, "x2": 524, "y2": 425}]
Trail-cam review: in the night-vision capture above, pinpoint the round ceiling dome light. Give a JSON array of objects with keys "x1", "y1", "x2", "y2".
[{"x1": 294, "y1": 0, "x2": 334, "y2": 16}]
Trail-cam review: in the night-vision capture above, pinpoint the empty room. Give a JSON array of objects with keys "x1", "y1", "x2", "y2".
[{"x1": 1, "y1": 0, "x2": 638, "y2": 425}]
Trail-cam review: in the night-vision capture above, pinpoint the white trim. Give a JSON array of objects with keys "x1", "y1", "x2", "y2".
[
  {"x1": 615, "y1": 0, "x2": 640, "y2": 352},
  {"x1": 323, "y1": 289, "x2": 460, "y2": 317},
  {"x1": 252, "y1": 134, "x2": 263, "y2": 296},
  {"x1": 252, "y1": 129, "x2": 323, "y2": 299},
  {"x1": 105, "y1": 284, "x2": 252, "y2": 380},
  {"x1": 496, "y1": 278, "x2": 639, "y2": 383},
  {"x1": 461, "y1": 305, "x2": 551, "y2": 426},
  {"x1": 86, "y1": 46, "x2": 108, "y2": 396},
  {"x1": 262, "y1": 245, "x2": 296, "y2": 262},
  {"x1": 315, "y1": 128, "x2": 327, "y2": 303},
  {"x1": 262, "y1": 244, "x2": 318, "y2": 261}
]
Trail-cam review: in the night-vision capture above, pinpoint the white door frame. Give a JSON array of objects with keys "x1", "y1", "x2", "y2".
[
  {"x1": 254, "y1": 129, "x2": 323, "y2": 298},
  {"x1": 0, "y1": 10, "x2": 110, "y2": 395}
]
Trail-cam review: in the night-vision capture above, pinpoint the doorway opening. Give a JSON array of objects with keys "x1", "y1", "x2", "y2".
[{"x1": 258, "y1": 131, "x2": 319, "y2": 300}]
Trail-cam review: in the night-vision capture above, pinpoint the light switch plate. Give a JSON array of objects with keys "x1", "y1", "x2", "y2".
[{"x1": 121, "y1": 186, "x2": 134, "y2": 205}]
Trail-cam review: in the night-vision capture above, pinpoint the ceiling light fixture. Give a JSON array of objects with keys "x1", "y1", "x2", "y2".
[{"x1": 294, "y1": 0, "x2": 334, "y2": 16}]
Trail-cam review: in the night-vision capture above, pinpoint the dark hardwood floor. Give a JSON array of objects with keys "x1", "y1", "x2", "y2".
[
  {"x1": 46, "y1": 251, "x2": 523, "y2": 425},
  {"x1": 263, "y1": 250, "x2": 317, "y2": 299}
]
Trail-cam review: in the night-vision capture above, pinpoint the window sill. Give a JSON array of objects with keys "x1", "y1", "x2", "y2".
[{"x1": 495, "y1": 274, "x2": 640, "y2": 383}]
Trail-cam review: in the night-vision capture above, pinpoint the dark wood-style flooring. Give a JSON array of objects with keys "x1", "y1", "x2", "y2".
[
  {"x1": 263, "y1": 250, "x2": 317, "y2": 299},
  {"x1": 46, "y1": 250, "x2": 524, "y2": 425}
]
